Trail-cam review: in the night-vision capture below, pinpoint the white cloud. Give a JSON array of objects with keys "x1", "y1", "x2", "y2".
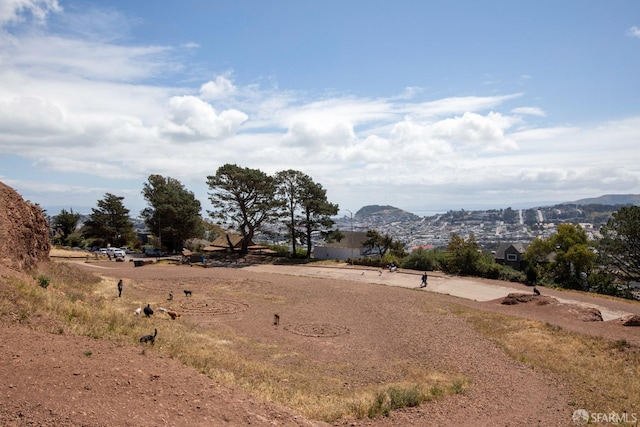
[
  {"x1": 511, "y1": 107, "x2": 546, "y2": 117},
  {"x1": 0, "y1": 0, "x2": 60, "y2": 27},
  {"x1": 160, "y1": 96, "x2": 248, "y2": 141},
  {"x1": 4, "y1": 35, "x2": 177, "y2": 82},
  {"x1": 199, "y1": 75, "x2": 237, "y2": 100},
  {"x1": 282, "y1": 121, "x2": 356, "y2": 148},
  {"x1": 0, "y1": 96, "x2": 72, "y2": 139},
  {"x1": 628, "y1": 26, "x2": 640, "y2": 38},
  {"x1": 430, "y1": 111, "x2": 519, "y2": 151},
  {"x1": 407, "y1": 94, "x2": 522, "y2": 119}
]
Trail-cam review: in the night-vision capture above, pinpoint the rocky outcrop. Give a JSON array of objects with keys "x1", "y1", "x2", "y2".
[
  {"x1": 620, "y1": 314, "x2": 640, "y2": 326},
  {"x1": 501, "y1": 292, "x2": 603, "y2": 322},
  {"x1": 0, "y1": 181, "x2": 50, "y2": 271},
  {"x1": 573, "y1": 307, "x2": 603, "y2": 322}
]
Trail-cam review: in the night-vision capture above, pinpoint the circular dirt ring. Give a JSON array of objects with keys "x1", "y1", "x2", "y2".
[
  {"x1": 284, "y1": 323, "x2": 350, "y2": 337},
  {"x1": 178, "y1": 299, "x2": 249, "y2": 316}
]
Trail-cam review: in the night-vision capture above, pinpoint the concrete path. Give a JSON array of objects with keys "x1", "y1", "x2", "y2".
[{"x1": 244, "y1": 264, "x2": 636, "y2": 321}]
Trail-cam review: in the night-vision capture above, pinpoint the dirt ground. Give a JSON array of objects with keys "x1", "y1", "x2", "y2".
[{"x1": 2, "y1": 258, "x2": 640, "y2": 427}]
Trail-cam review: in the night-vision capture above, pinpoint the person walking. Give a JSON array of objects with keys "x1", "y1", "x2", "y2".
[
  {"x1": 420, "y1": 272, "x2": 428, "y2": 288},
  {"x1": 117, "y1": 279, "x2": 123, "y2": 297}
]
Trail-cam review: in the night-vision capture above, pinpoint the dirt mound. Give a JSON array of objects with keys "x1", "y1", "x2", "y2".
[
  {"x1": 0, "y1": 181, "x2": 50, "y2": 271},
  {"x1": 501, "y1": 293, "x2": 556, "y2": 305}
]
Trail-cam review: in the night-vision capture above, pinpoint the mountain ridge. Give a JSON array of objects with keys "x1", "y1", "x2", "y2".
[{"x1": 356, "y1": 194, "x2": 640, "y2": 219}]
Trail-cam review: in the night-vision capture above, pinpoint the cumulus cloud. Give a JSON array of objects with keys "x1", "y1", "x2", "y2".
[
  {"x1": 199, "y1": 75, "x2": 237, "y2": 100},
  {"x1": 160, "y1": 96, "x2": 248, "y2": 141},
  {"x1": 430, "y1": 111, "x2": 519, "y2": 151},
  {"x1": 0, "y1": 96, "x2": 71, "y2": 139}
]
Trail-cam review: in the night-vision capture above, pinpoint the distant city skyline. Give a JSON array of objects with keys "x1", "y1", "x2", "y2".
[
  {"x1": 40, "y1": 192, "x2": 640, "y2": 219},
  {"x1": 1, "y1": 1, "x2": 640, "y2": 217}
]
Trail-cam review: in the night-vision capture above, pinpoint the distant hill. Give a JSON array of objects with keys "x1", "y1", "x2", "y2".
[
  {"x1": 355, "y1": 205, "x2": 419, "y2": 220},
  {"x1": 568, "y1": 194, "x2": 640, "y2": 206}
]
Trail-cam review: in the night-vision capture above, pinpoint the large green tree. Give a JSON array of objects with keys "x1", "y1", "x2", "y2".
[
  {"x1": 207, "y1": 164, "x2": 280, "y2": 255},
  {"x1": 141, "y1": 175, "x2": 203, "y2": 253},
  {"x1": 445, "y1": 233, "x2": 482, "y2": 275},
  {"x1": 51, "y1": 208, "x2": 81, "y2": 246},
  {"x1": 275, "y1": 170, "x2": 339, "y2": 258},
  {"x1": 275, "y1": 169, "x2": 308, "y2": 257},
  {"x1": 524, "y1": 224, "x2": 595, "y2": 290},
  {"x1": 83, "y1": 194, "x2": 134, "y2": 248},
  {"x1": 551, "y1": 223, "x2": 596, "y2": 289},
  {"x1": 298, "y1": 179, "x2": 339, "y2": 258},
  {"x1": 362, "y1": 229, "x2": 405, "y2": 259},
  {"x1": 598, "y1": 206, "x2": 640, "y2": 287}
]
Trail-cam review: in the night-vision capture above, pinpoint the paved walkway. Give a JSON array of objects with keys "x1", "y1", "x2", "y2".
[{"x1": 244, "y1": 264, "x2": 636, "y2": 321}]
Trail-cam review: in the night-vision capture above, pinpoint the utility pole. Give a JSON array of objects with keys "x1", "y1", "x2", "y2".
[{"x1": 346, "y1": 209, "x2": 353, "y2": 264}]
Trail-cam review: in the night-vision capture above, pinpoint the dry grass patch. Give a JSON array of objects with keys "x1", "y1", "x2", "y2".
[{"x1": 459, "y1": 307, "x2": 640, "y2": 414}]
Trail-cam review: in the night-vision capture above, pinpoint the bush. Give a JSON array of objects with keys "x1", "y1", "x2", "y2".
[
  {"x1": 37, "y1": 275, "x2": 50, "y2": 289},
  {"x1": 367, "y1": 386, "x2": 422, "y2": 418},
  {"x1": 400, "y1": 248, "x2": 443, "y2": 271}
]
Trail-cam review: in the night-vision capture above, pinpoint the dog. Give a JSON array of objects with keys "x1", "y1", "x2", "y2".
[
  {"x1": 157, "y1": 307, "x2": 168, "y2": 313},
  {"x1": 273, "y1": 314, "x2": 280, "y2": 326},
  {"x1": 167, "y1": 310, "x2": 181, "y2": 320},
  {"x1": 184, "y1": 290, "x2": 192, "y2": 297},
  {"x1": 139, "y1": 328, "x2": 157, "y2": 345},
  {"x1": 168, "y1": 292, "x2": 173, "y2": 301},
  {"x1": 134, "y1": 307, "x2": 142, "y2": 316},
  {"x1": 143, "y1": 303, "x2": 154, "y2": 317},
  {"x1": 533, "y1": 287, "x2": 541, "y2": 296}
]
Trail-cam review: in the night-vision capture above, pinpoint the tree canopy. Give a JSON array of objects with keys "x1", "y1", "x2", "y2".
[
  {"x1": 275, "y1": 170, "x2": 339, "y2": 258},
  {"x1": 598, "y1": 206, "x2": 640, "y2": 287},
  {"x1": 275, "y1": 169, "x2": 308, "y2": 257},
  {"x1": 362, "y1": 229, "x2": 405, "y2": 259},
  {"x1": 207, "y1": 164, "x2": 280, "y2": 255},
  {"x1": 51, "y1": 208, "x2": 81, "y2": 246},
  {"x1": 141, "y1": 175, "x2": 203, "y2": 252},
  {"x1": 83, "y1": 193, "x2": 134, "y2": 248},
  {"x1": 444, "y1": 233, "x2": 482, "y2": 275},
  {"x1": 524, "y1": 223, "x2": 595, "y2": 290}
]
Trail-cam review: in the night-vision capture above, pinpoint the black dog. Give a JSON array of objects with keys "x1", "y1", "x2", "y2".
[
  {"x1": 533, "y1": 287, "x2": 541, "y2": 296},
  {"x1": 139, "y1": 328, "x2": 157, "y2": 345},
  {"x1": 143, "y1": 303, "x2": 154, "y2": 317},
  {"x1": 184, "y1": 290, "x2": 192, "y2": 297},
  {"x1": 273, "y1": 314, "x2": 280, "y2": 326}
]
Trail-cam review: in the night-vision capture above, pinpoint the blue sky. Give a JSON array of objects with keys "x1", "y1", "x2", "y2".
[{"x1": 1, "y1": 0, "x2": 639, "y2": 217}]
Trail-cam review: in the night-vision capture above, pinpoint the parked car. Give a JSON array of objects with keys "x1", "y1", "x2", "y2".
[{"x1": 106, "y1": 247, "x2": 126, "y2": 258}]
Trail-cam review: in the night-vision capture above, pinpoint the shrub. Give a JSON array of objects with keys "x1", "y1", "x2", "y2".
[
  {"x1": 37, "y1": 275, "x2": 50, "y2": 289},
  {"x1": 400, "y1": 248, "x2": 443, "y2": 271},
  {"x1": 367, "y1": 386, "x2": 422, "y2": 418}
]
